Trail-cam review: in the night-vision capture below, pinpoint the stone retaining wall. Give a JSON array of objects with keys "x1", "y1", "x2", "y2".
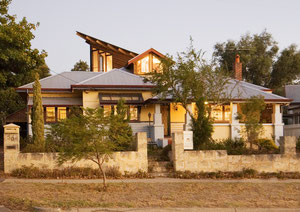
[
  {"x1": 3, "y1": 124, "x2": 148, "y2": 174},
  {"x1": 172, "y1": 132, "x2": 300, "y2": 173}
]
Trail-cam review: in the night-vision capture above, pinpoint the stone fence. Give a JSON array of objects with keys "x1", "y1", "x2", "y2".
[
  {"x1": 172, "y1": 132, "x2": 300, "y2": 173},
  {"x1": 3, "y1": 123, "x2": 148, "y2": 174}
]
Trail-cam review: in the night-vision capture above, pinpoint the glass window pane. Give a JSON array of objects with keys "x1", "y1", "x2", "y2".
[
  {"x1": 141, "y1": 56, "x2": 149, "y2": 73},
  {"x1": 46, "y1": 107, "x2": 56, "y2": 122},
  {"x1": 107, "y1": 55, "x2": 113, "y2": 71},
  {"x1": 57, "y1": 107, "x2": 67, "y2": 121},
  {"x1": 129, "y1": 106, "x2": 138, "y2": 121},
  {"x1": 153, "y1": 55, "x2": 162, "y2": 72},
  {"x1": 211, "y1": 106, "x2": 223, "y2": 121},
  {"x1": 224, "y1": 105, "x2": 231, "y2": 121}
]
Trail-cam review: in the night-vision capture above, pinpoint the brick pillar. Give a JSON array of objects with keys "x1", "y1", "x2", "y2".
[
  {"x1": 136, "y1": 132, "x2": 148, "y2": 172},
  {"x1": 172, "y1": 132, "x2": 184, "y2": 171},
  {"x1": 3, "y1": 123, "x2": 20, "y2": 173},
  {"x1": 279, "y1": 136, "x2": 296, "y2": 156}
]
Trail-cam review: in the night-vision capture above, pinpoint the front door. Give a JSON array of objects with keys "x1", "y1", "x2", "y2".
[{"x1": 161, "y1": 104, "x2": 170, "y2": 136}]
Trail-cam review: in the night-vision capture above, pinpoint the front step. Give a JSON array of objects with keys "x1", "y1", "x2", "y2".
[{"x1": 148, "y1": 161, "x2": 173, "y2": 178}]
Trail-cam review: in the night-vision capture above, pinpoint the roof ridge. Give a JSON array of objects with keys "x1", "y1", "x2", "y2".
[
  {"x1": 75, "y1": 72, "x2": 104, "y2": 85},
  {"x1": 18, "y1": 73, "x2": 61, "y2": 88},
  {"x1": 230, "y1": 79, "x2": 287, "y2": 100}
]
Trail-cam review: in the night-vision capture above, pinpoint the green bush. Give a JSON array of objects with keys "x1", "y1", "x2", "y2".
[
  {"x1": 223, "y1": 138, "x2": 247, "y2": 155},
  {"x1": 297, "y1": 137, "x2": 300, "y2": 153},
  {"x1": 255, "y1": 139, "x2": 278, "y2": 152}
]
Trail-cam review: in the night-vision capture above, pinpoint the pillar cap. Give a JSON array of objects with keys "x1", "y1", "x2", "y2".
[{"x1": 4, "y1": 123, "x2": 20, "y2": 128}]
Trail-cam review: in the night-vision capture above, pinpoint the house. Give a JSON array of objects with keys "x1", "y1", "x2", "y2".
[
  {"x1": 283, "y1": 85, "x2": 300, "y2": 137},
  {"x1": 14, "y1": 32, "x2": 291, "y2": 146}
]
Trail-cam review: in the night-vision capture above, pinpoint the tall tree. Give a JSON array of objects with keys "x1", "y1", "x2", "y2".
[
  {"x1": 109, "y1": 99, "x2": 134, "y2": 151},
  {"x1": 269, "y1": 45, "x2": 300, "y2": 89},
  {"x1": 237, "y1": 96, "x2": 265, "y2": 150},
  {"x1": 213, "y1": 30, "x2": 279, "y2": 87},
  {"x1": 30, "y1": 73, "x2": 45, "y2": 151},
  {"x1": 0, "y1": 0, "x2": 50, "y2": 128},
  {"x1": 47, "y1": 107, "x2": 116, "y2": 190},
  {"x1": 71, "y1": 60, "x2": 89, "y2": 71},
  {"x1": 146, "y1": 40, "x2": 231, "y2": 149}
]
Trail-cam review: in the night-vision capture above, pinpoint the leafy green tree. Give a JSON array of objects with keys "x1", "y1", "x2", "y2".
[
  {"x1": 0, "y1": 0, "x2": 50, "y2": 130},
  {"x1": 237, "y1": 96, "x2": 266, "y2": 149},
  {"x1": 146, "y1": 39, "x2": 231, "y2": 149},
  {"x1": 213, "y1": 30, "x2": 279, "y2": 87},
  {"x1": 27, "y1": 73, "x2": 45, "y2": 151},
  {"x1": 47, "y1": 107, "x2": 116, "y2": 190},
  {"x1": 109, "y1": 99, "x2": 134, "y2": 151},
  {"x1": 270, "y1": 45, "x2": 300, "y2": 89},
  {"x1": 71, "y1": 60, "x2": 89, "y2": 71}
]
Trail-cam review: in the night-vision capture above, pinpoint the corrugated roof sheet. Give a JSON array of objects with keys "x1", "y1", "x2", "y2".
[
  {"x1": 150, "y1": 79, "x2": 289, "y2": 102},
  {"x1": 74, "y1": 68, "x2": 153, "y2": 87},
  {"x1": 19, "y1": 71, "x2": 102, "y2": 89},
  {"x1": 285, "y1": 85, "x2": 300, "y2": 103}
]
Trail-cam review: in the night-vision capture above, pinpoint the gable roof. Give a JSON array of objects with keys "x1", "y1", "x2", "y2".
[
  {"x1": 72, "y1": 68, "x2": 154, "y2": 90},
  {"x1": 127, "y1": 48, "x2": 165, "y2": 65},
  {"x1": 16, "y1": 69, "x2": 154, "y2": 92},
  {"x1": 76, "y1": 31, "x2": 138, "y2": 58}
]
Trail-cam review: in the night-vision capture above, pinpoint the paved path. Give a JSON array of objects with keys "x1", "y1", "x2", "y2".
[{"x1": 2, "y1": 177, "x2": 300, "y2": 184}]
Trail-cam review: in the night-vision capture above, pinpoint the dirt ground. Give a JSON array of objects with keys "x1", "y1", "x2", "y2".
[{"x1": 0, "y1": 182, "x2": 299, "y2": 210}]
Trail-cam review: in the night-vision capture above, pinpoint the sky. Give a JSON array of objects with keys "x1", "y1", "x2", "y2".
[{"x1": 9, "y1": 0, "x2": 300, "y2": 74}]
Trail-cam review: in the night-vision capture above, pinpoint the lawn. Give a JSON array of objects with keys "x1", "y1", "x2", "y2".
[{"x1": 0, "y1": 182, "x2": 299, "y2": 210}]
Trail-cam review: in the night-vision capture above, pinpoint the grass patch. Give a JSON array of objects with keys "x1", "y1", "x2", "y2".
[{"x1": 0, "y1": 182, "x2": 299, "y2": 210}]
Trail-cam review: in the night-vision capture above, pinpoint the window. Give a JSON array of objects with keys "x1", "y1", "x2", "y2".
[
  {"x1": 44, "y1": 107, "x2": 69, "y2": 123},
  {"x1": 211, "y1": 105, "x2": 231, "y2": 122},
  {"x1": 97, "y1": 52, "x2": 113, "y2": 72},
  {"x1": 99, "y1": 55, "x2": 104, "y2": 72},
  {"x1": 260, "y1": 104, "x2": 273, "y2": 123},
  {"x1": 153, "y1": 55, "x2": 161, "y2": 72},
  {"x1": 46, "y1": 107, "x2": 56, "y2": 122},
  {"x1": 102, "y1": 105, "x2": 139, "y2": 121},
  {"x1": 57, "y1": 107, "x2": 67, "y2": 121},
  {"x1": 99, "y1": 93, "x2": 144, "y2": 104}
]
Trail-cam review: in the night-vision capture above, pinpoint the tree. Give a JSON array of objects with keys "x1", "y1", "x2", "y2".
[
  {"x1": 146, "y1": 39, "x2": 231, "y2": 149},
  {"x1": 27, "y1": 73, "x2": 45, "y2": 151},
  {"x1": 71, "y1": 60, "x2": 89, "y2": 71},
  {"x1": 0, "y1": 0, "x2": 50, "y2": 130},
  {"x1": 109, "y1": 99, "x2": 134, "y2": 151},
  {"x1": 47, "y1": 107, "x2": 114, "y2": 190},
  {"x1": 269, "y1": 45, "x2": 300, "y2": 89},
  {"x1": 237, "y1": 96, "x2": 265, "y2": 150},
  {"x1": 213, "y1": 30, "x2": 279, "y2": 87}
]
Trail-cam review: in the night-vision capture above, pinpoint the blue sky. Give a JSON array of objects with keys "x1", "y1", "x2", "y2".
[{"x1": 9, "y1": 0, "x2": 300, "y2": 74}]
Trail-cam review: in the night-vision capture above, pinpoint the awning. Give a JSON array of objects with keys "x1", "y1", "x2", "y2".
[{"x1": 28, "y1": 97, "x2": 82, "y2": 106}]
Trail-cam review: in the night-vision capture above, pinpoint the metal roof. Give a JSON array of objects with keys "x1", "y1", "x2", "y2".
[
  {"x1": 285, "y1": 85, "x2": 300, "y2": 103},
  {"x1": 72, "y1": 68, "x2": 154, "y2": 88},
  {"x1": 149, "y1": 79, "x2": 290, "y2": 103},
  {"x1": 18, "y1": 71, "x2": 101, "y2": 90}
]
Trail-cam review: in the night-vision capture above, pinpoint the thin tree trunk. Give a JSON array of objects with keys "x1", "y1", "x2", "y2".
[{"x1": 97, "y1": 161, "x2": 107, "y2": 191}]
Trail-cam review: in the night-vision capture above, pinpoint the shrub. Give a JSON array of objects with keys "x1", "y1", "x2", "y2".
[
  {"x1": 297, "y1": 137, "x2": 300, "y2": 153},
  {"x1": 161, "y1": 144, "x2": 172, "y2": 161},
  {"x1": 255, "y1": 138, "x2": 278, "y2": 152},
  {"x1": 223, "y1": 138, "x2": 247, "y2": 155}
]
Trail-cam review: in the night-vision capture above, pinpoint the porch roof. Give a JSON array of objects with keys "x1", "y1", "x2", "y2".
[
  {"x1": 148, "y1": 79, "x2": 291, "y2": 103},
  {"x1": 28, "y1": 97, "x2": 82, "y2": 106}
]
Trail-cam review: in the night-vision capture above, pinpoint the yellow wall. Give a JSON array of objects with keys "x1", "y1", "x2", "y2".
[
  {"x1": 140, "y1": 104, "x2": 155, "y2": 122},
  {"x1": 170, "y1": 103, "x2": 186, "y2": 123},
  {"x1": 212, "y1": 125, "x2": 231, "y2": 140},
  {"x1": 240, "y1": 125, "x2": 274, "y2": 140}
]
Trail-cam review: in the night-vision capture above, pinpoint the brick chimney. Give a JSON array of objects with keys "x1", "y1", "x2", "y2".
[{"x1": 234, "y1": 54, "x2": 242, "y2": 81}]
